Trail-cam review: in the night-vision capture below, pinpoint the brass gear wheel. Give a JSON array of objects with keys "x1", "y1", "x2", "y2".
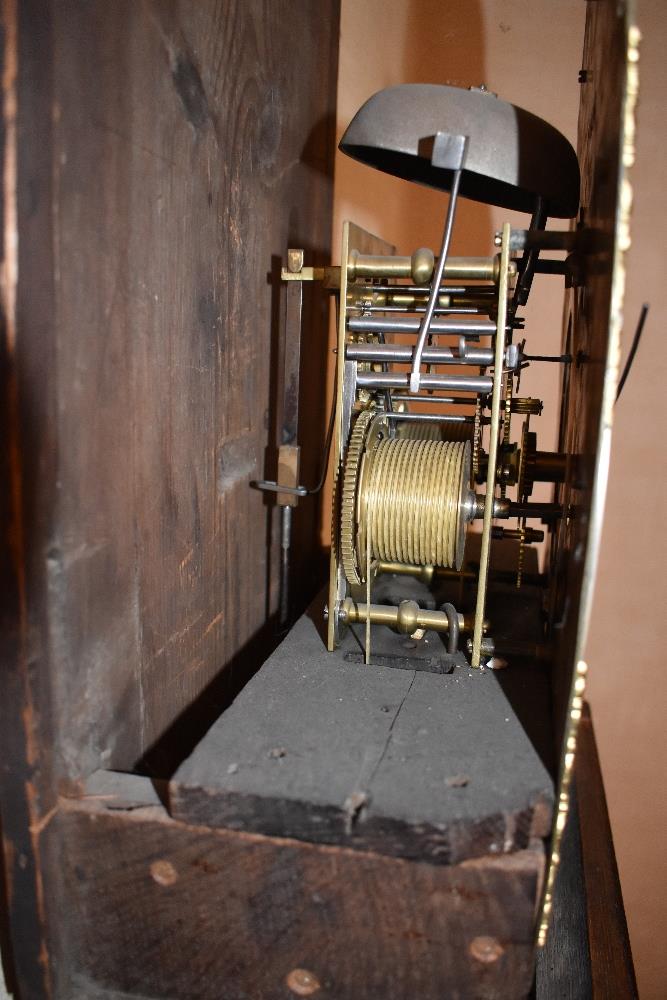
[
  {"x1": 517, "y1": 418, "x2": 537, "y2": 501},
  {"x1": 340, "y1": 409, "x2": 375, "y2": 586},
  {"x1": 516, "y1": 522, "x2": 526, "y2": 589},
  {"x1": 502, "y1": 373, "x2": 514, "y2": 449},
  {"x1": 472, "y1": 397, "x2": 482, "y2": 483},
  {"x1": 500, "y1": 374, "x2": 514, "y2": 500}
]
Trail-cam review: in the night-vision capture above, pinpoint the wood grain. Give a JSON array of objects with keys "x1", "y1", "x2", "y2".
[
  {"x1": 535, "y1": 705, "x2": 637, "y2": 998},
  {"x1": 548, "y1": 0, "x2": 632, "y2": 736},
  {"x1": 0, "y1": 2, "x2": 59, "y2": 995},
  {"x1": 32, "y1": 716, "x2": 637, "y2": 1000},
  {"x1": 49, "y1": 0, "x2": 337, "y2": 773},
  {"x1": 45, "y1": 782, "x2": 542, "y2": 1000},
  {"x1": 2, "y1": 0, "x2": 338, "y2": 778},
  {"x1": 534, "y1": 782, "x2": 592, "y2": 999},
  {"x1": 577, "y1": 705, "x2": 637, "y2": 998},
  {"x1": 0, "y1": 2, "x2": 339, "y2": 995},
  {"x1": 171, "y1": 608, "x2": 553, "y2": 866}
]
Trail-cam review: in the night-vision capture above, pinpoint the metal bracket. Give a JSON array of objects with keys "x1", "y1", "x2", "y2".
[{"x1": 254, "y1": 480, "x2": 308, "y2": 498}]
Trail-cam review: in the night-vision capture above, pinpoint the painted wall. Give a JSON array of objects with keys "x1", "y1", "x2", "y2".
[{"x1": 332, "y1": 1, "x2": 665, "y2": 995}]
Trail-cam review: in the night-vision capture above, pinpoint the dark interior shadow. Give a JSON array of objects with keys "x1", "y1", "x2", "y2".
[
  {"x1": 300, "y1": 113, "x2": 338, "y2": 177},
  {"x1": 305, "y1": 585, "x2": 328, "y2": 647},
  {"x1": 487, "y1": 586, "x2": 556, "y2": 776},
  {"x1": 532, "y1": 779, "x2": 591, "y2": 997},
  {"x1": 461, "y1": 534, "x2": 556, "y2": 775},
  {"x1": 0, "y1": 812, "x2": 17, "y2": 997},
  {"x1": 135, "y1": 615, "x2": 281, "y2": 782}
]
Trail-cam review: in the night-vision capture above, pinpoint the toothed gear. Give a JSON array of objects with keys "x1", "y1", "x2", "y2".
[
  {"x1": 472, "y1": 398, "x2": 482, "y2": 483},
  {"x1": 516, "y1": 522, "x2": 526, "y2": 589},
  {"x1": 503, "y1": 374, "x2": 513, "y2": 448},
  {"x1": 517, "y1": 419, "x2": 537, "y2": 501},
  {"x1": 340, "y1": 409, "x2": 374, "y2": 585}
]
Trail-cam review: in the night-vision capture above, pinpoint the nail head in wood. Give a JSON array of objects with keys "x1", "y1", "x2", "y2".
[
  {"x1": 150, "y1": 860, "x2": 178, "y2": 887},
  {"x1": 469, "y1": 935, "x2": 504, "y2": 964},
  {"x1": 286, "y1": 967, "x2": 321, "y2": 995}
]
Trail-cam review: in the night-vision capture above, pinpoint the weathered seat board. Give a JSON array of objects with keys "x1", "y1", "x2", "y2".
[
  {"x1": 47, "y1": 781, "x2": 545, "y2": 1000},
  {"x1": 170, "y1": 609, "x2": 553, "y2": 865},
  {"x1": 38, "y1": 719, "x2": 628, "y2": 1000}
]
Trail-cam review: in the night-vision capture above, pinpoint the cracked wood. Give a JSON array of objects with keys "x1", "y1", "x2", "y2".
[{"x1": 170, "y1": 610, "x2": 553, "y2": 865}]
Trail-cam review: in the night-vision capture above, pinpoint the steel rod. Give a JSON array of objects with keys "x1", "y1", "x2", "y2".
[
  {"x1": 350, "y1": 283, "x2": 497, "y2": 296},
  {"x1": 360, "y1": 305, "x2": 484, "y2": 315},
  {"x1": 385, "y1": 412, "x2": 474, "y2": 424},
  {"x1": 348, "y1": 316, "x2": 496, "y2": 336},
  {"x1": 509, "y1": 502, "x2": 563, "y2": 520},
  {"x1": 534, "y1": 260, "x2": 569, "y2": 275},
  {"x1": 356, "y1": 372, "x2": 492, "y2": 393},
  {"x1": 279, "y1": 505, "x2": 292, "y2": 629},
  {"x1": 509, "y1": 228, "x2": 577, "y2": 252},
  {"x1": 391, "y1": 394, "x2": 474, "y2": 405},
  {"x1": 411, "y1": 162, "x2": 465, "y2": 391},
  {"x1": 346, "y1": 343, "x2": 493, "y2": 366}
]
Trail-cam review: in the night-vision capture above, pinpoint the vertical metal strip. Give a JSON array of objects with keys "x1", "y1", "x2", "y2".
[
  {"x1": 471, "y1": 222, "x2": 511, "y2": 667},
  {"x1": 365, "y1": 529, "x2": 371, "y2": 664},
  {"x1": 327, "y1": 222, "x2": 351, "y2": 650}
]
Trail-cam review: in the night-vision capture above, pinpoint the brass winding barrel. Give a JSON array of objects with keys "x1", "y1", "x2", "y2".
[{"x1": 340, "y1": 412, "x2": 472, "y2": 584}]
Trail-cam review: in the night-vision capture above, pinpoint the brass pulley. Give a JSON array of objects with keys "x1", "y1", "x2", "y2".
[{"x1": 340, "y1": 412, "x2": 472, "y2": 585}]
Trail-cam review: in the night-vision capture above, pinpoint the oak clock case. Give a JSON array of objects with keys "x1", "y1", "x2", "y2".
[
  {"x1": 0, "y1": 2, "x2": 637, "y2": 998},
  {"x1": 249, "y1": 36, "x2": 634, "y2": 975}
]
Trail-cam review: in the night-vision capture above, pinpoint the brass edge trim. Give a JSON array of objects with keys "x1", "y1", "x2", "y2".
[{"x1": 537, "y1": 10, "x2": 640, "y2": 948}]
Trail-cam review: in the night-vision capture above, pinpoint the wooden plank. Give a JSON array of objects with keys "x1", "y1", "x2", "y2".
[
  {"x1": 0, "y1": 2, "x2": 59, "y2": 996},
  {"x1": 541, "y1": 0, "x2": 636, "y2": 950},
  {"x1": 46, "y1": 0, "x2": 337, "y2": 773},
  {"x1": 171, "y1": 609, "x2": 553, "y2": 865},
  {"x1": 0, "y1": 2, "x2": 339, "y2": 995},
  {"x1": 548, "y1": 0, "x2": 634, "y2": 735},
  {"x1": 44, "y1": 783, "x2": 543, "y2": 999},
  {"x1": 577, "y1": 705, "x2": 637, "y2": 998},
  {"x1": 534, "y1": 782, "x2": 592, "y2": 999},
  {"x1": 33, "y1": 711, "x2": 636, "y2": 1000},
  {"x1": 535, "y1": 708, "x2": 636, "y2": 998},
  {"x1": 2, "y1": 0, "x2": 338, "y2": 777}
]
